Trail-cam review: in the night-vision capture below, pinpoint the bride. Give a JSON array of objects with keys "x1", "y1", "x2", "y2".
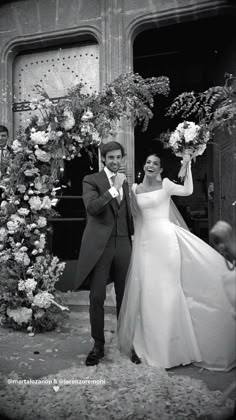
[{"x1": 117, "y1": 153, "x2": 236, "y2": 371}]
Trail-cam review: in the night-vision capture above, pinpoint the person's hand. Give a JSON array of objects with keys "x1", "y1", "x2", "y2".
[
  {"x1": 182, "y1": 152, "x2": 192, "y2": 163},
  {"x1": 113, "y1": 173, "x2": 126, "y2": 191}
]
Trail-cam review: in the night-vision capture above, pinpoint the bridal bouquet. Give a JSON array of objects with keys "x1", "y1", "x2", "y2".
[{"x1": 168, "y1": 121, "x2": 210, "y2": 180}]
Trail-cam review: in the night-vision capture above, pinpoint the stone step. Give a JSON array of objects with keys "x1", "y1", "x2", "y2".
[{"x1": 62, "y1": 284, "x2": 116, "y2": 307}]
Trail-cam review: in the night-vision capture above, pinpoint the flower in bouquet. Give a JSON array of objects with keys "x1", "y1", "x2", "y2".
[
  {"x1": 62, "y1": 109, "x2": 75, "y2": 131},
  {"x1": 34, "y1": 309, "x2": 45, "y2": 319},
  {"x1": 81, "y1": 108, "x2": 93, "y2": 122},
  {"x1": 7, "y1": 220, "x2": 20, "y2": 234},
  {"x1": 33, "y1": 290, "x2": 69, "y2": 312},
  {"x1": 33, "y1": 291, "x2": 54, "y2": 309},
  {"x1": 6, "y1": 307, "x2": 32, "y2": 325},
  {"x1": 29, "y1": 196, "x2": 41, "y2": 211},
  {"x1": 91, "y1": 129, "x2": 101, "y2": 145},
  {"x1": 35, "y1": 148, "x2": 51, "y2": 162},
  {"x1": 0, "y1": 200, "x2": 7, "y2": 210},
  {"x1": 14, "y1": 250, "x2": 30, "y2": 266},
  {"x1": 10, "y1": 214, "x2": 25, "y2": 223},
  {"x1": 24, "y1": 168, "x2": 40, "y2": 177},
  {"x1": 34, "y1": 234, "x2": 46, "y2": 250},
  {"x1": 41, "y1": 196, "x2": 52, "y2": 210},
  {"x1": 18, "y1": 207, "x2": 30, "y2": 217},
  {"x1": 37, "y1": 216, "x2": 47, "y2": 228},
  {"x1": 12, "y1": 139, "x2": 23, "y2": 154},
  {"x1": 17, "y1": 184, "x2": 27, "y2": 193},
  {"x1": 168, "y1": 121, "x2": 210, "y2": 179},
  {"x1": 18, "y1": 278, "x2": 37, "y2": 293},
  {"x1": 30, "y1": 129, "x2": 49, "y2": 145},
  {"x1": 72, "y1": 134, "x2": 83, "y2": 143},
  {"x1": 0, "y1": 227, "x2": 7, "y2": 241}
]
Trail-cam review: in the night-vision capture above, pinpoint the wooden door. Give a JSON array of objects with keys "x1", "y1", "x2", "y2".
[
  {"x1": 212, "y1": 130, "x2": 236, "y2": 233},
  {"x1": 13, "y1": 42, "x2": 99, "y2": 133}
]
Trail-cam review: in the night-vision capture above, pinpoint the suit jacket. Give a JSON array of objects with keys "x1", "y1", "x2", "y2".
[{"x1": 73, "y1": 170, "x2": 134, "y2": 290}]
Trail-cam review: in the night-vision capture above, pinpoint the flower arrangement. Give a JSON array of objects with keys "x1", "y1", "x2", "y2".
[
  {"x1": 161, "y1": 121, "x2": 210, "y2": 180},
  {"x1": 0, "y1": 72, "x2": 170, "y2": 332}
]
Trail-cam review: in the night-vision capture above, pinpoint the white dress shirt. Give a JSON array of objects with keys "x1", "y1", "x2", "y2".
[{"x1": 104, "y1": 166, "x2": 123, "y2": 200}]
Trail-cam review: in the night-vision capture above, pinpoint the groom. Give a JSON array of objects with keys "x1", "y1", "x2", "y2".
[{"x1": 74, "y1": 141, "x2": 133, "y2": 366}]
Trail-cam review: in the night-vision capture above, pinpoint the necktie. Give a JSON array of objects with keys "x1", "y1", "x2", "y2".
[{"x1": 111, "y1": 175, "x2": 121, "y2": 205}]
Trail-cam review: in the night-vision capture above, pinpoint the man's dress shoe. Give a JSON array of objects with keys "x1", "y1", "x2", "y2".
[
  {"x1": 131, "y1": 349, "x2": 141, "y2": 364},
  {"x1": 85, "y1": 346, "x2": 104, "y2": 366}
]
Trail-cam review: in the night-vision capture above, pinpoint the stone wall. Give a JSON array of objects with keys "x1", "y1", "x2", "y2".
[
  {"x1": 0, "y1": 0, "x2": 233, "y2": 183},
  {"x1": 0, "y1": 0, "x2": 235, "y2": 234}
]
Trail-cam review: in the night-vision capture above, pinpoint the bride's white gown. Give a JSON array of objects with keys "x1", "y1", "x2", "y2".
[{"x1": 117, "y1": 166, "x2": 236, "y2": 371}]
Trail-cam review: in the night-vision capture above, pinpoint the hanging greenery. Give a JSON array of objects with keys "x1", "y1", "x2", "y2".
[
  {"x1": 165, "y1": 73, "x2": 236, "y2": 134},
  {"x1": 0, "y1": 72, "x2": 170, "y2": 333}
]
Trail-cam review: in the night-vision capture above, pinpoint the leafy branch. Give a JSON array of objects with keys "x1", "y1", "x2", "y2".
[{"x1": 166, "y1": 73, "x2": 236, "y2": 134}]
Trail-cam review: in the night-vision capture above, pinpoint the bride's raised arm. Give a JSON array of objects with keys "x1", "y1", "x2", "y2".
[{"x1": 164, "y1": 162, "x2": 193, "y2": 197}]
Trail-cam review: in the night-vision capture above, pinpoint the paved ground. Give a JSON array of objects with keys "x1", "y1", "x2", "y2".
[{"x1": 0, "y1": 307, "x2": 235, "y2": 398}]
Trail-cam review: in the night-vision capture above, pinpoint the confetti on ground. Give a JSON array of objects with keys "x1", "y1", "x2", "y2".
[{"x1": 0, "y1": 344, "x2": 234, "y2": 420}]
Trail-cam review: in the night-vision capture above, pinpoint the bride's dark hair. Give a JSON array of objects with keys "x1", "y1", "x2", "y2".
[{"x1": 144, "y1": 152, "x2": 162, "y2": 167}]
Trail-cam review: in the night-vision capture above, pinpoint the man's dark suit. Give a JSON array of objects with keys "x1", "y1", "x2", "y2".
[{"x1": 74, "y1": 169, "x2": 133, "y2": 345}]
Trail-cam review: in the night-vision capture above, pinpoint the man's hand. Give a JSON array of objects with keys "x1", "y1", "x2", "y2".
[{"x1": 113, "y1": 173, "x2": 126, "y2": 191}]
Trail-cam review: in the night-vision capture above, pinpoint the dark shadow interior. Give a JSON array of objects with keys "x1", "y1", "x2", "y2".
[
  {"x1": 51, "y1": 147, "x2": 98, "y2": 259},
  {"x1": 133, "y1": 14, "x2": 236, "y2": 241}
]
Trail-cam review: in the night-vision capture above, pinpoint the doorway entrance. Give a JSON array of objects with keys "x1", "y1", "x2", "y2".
[
  {"x1": 133, "y1": 14, "x2": 236, "y2": 242},
  {"x1": 12, "y1": 40, "x2": 100, "y2": 290}
]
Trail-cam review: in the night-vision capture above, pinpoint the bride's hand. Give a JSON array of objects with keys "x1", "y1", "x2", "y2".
[{"x1": 182, "y1": 153, "x2": 192, "y2": 163}]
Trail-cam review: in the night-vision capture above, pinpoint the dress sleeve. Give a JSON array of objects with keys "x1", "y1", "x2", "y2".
[{"x1": 163, "y1": 162, "x2": 193, "y2": 197}]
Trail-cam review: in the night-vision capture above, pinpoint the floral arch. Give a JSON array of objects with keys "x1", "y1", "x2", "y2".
[{"x1": 0, "y1": 72, "x2": 169, "y2": 333}]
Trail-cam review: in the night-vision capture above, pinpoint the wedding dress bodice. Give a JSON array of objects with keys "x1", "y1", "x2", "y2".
[
  {"x1": 132, "y1": 165, "x2": 193, "y2": 223},
  {"x1": 135, "y1": 185, "x2": 171, "y2": 222}
]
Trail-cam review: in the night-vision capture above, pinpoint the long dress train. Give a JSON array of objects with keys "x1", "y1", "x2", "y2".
[{"x1": 117, "y1": 165, "x2": 236, "y2": 371}]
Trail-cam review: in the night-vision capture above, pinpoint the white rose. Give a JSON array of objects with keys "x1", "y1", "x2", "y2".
[
  {"x1": 25, "y1": 278, "x2": 37, "y2": 292},
  {"x1": 30, "y1": 130, "x2": 49, "y2": 145},
  {"x1": 17, "y1": 185, "x2": 27, "y2": 193},
  {"x1": 29, "y1": 196, "x2": 41, "y2": 211},
  {"x1": 35, "y1": 149, "x2": 51, "y2": 162},
  {"x1": 62, "y1": 110, "x2": 75, "y2": 131},
  {"x1": 41, "y1": 196, "x2": 51, "y2": 210},
  {"x1": 37, "y1": 216, "x2": 47, "y2": 228},
  {"x1": 18, "y1": 207, "x2": 30, "y2": 216},
  {"x1": 0, "y1": 227, "x2": 7, "y2": 241},
  {"x1": 12, "y1": 139, "x2": 23, "y2": 153},
  {"x1": 7, "y1": 307, "x2": 32, "y2": 325}
]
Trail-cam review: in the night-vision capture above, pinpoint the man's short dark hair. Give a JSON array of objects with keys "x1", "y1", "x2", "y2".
[
  {"x1": 0, "y1": 125, "x2": 8, "y2": 135},
  {"x1": 100, "y1": 141, "x2": 125, "y2": 160}
]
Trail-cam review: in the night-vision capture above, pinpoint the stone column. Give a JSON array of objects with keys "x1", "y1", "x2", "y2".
[{"x1": 100, "y1": 0, "x2": 134, "y2": 183}]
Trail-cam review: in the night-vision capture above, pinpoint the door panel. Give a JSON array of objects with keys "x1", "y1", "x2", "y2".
[{"x1": 13, "y1": 42, "x2": 99, "y2": 133}]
